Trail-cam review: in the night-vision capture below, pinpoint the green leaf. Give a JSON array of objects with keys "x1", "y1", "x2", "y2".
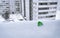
[{"x1": 38, "y1": 21, "x2": 43, "y2": 27}]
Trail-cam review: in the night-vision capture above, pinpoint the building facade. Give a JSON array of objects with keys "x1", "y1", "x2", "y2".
[
  {"x1": 23, "y1": 0, "x2": 58, "y2": 21},
  {"x1": 0, "y1": 0, "x2": 10, "y2": 14},
  {"x1": 0, "y1": 0, "x2": 58, "y2": 21}
]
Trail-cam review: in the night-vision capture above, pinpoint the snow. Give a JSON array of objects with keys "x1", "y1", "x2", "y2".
[
  {"x1": 0, "y1": 20, "x2": 60, "y2": 38},
  {"x1": 0, "y1": 15, "x2": 5, "y2": 22},
  {"x1": 0, "y1": 14, "x2": 25, "y2": 22},
  {"x1": 9, "y1": 14, "x2": 25, "y2": 22},
  {"x1": 0, "y1": 11, "x2": 60, "y2": 38}
]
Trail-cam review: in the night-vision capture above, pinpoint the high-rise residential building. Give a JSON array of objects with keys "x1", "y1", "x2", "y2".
[
  {"x1": 0, "y1": 0, "x2": 10, "y2": 14},
  {"x1": 14, "y1": 0, "x2": 22, "y2": 14},
  {"x1": 0, "y1": 0, "x2": 58, "y2": 21},
  {"x1": 22, "y1": 0, "x2": 57, "y2": 21}
]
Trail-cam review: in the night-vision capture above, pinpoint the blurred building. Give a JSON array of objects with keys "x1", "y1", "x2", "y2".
[
  {"x1": 0, "y1": 0, "x2": 10, "y2": 14},
  {"x1": 22, "y1": 0, "x2": 58, "y2": 21},
  {"x1": 0, "y1": 0, "x2": 58, "y2": 21}
]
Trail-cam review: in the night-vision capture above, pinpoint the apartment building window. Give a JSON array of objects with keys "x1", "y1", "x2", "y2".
[
  {"x1": 2, "y1": 1, "x2": 5, "y2": 2},
  {"x1": 38, "y1": 16, "x2": 45, "y2": 19},
  {"x1": 16, "y1": 8, "x2": 20, "y2": 11},
  {"x1": 49, "y1": 11, "x2": 56, "y2": 13},
  {"x1": 38, "y1": 7, "x2": 49, "y2": 10},
  {"x1": 6, "y1": 3, "x2": 9, "y2": 5},
  {"x1": 39, "y1": 3, "x2": 48, "y2": 5},
  {"x1": 6, "y1": 7, "x2": 9, "y2": 8},
  {"x1": 50, "y1": 2, "x2": 57, "y2": 5},
  {"x1": 53, "y1": 7, "x2": 57, "y2": 9},
  {"x1": 38, "y1": 12, "x2": 48, "y2": 14},
  {"x1": 15, "y1": 3, "x2": 20, "y2": 6},
  {"x1": 46, "y1": 15, "x2": 56, "y2": 18},
  {"x1": 15, "y1": 1, "x2": 19, "y2": 2}
]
